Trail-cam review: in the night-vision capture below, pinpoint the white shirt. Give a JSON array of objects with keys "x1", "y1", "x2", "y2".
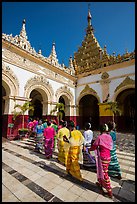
[{"x1": 83, "y1": 129, "x2": 93, "y2": 146}]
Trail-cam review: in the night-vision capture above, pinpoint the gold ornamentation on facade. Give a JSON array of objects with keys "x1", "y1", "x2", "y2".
[
  {"x1": 101, "y1": 72, "x2": 109, "y2": 79},
  {"x1": 114, "y1": 76, "x2": 135, "y2": 93},
  {"x1": 80, "y1": 84, "x2": 97, "y2": 95},
  {"x1": 73, "y1": 10, "x2": 135, "y2": 76}
]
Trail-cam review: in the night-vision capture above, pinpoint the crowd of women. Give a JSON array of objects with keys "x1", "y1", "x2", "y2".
[{"x1": 26, "y1": 118, "x2": 122, "y2": 199}]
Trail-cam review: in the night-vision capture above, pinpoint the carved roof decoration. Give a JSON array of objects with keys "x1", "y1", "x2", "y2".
[
  {"x1": 80, "y1": 84, "x2": 97, "y2": 95},
  {"x1": 2, "y1": 62, "x2": 19, "y2": 87},
  {"x1": 47, "y1": 42, "x2": 59, "y2": 67},
  {"x1": 73, "y1": 9, "x2": 135, "y2": 76},
  {"x1": 2, "y1": 13, "x2": 134, "y2": 78},
  {"x1": 114, "y1": 76, "x2": 135, "y2": 93},
  {"x1": 2, "y1": 62, "x2": 19, "y2": 96},
  {"x1": 2, "y1": 20, "x2": 75, "y2": 76}
]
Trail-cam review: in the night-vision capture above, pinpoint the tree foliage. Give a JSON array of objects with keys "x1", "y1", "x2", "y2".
[
  {"x1": 12, "y1": 101, "x2": 34, "y2": 129},
  {"x1": 105, "y1": 101, "x2": 122, "y2": 123},
  {"x1": 50, "y1": 103, "x2": 65, "y2": 123}
]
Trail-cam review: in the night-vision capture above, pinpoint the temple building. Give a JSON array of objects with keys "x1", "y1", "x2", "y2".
[{"x1": 2, "y1": 9, "x2": 135, "y2": 139}]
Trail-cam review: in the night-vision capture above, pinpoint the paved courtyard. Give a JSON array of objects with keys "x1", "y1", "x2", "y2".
[{"x1": 2, "y1": 132, "x2": 135, "y2": 202}]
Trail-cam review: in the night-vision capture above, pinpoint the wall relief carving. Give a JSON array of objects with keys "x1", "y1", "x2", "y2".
[
  {"x1": 80, "y1": 84, "x2": 97, "y2": 95},
  {"x1": 24, "y1": 75, "x2": 54, "y2": 100},
  {"x1": 114, "y1": 76, "x2": 135, "y2": 93},
  {"x1": 2, "y1": 62, "x2": 19, "y2": 96},
  {"x1": 101, "y1": 72, "x2": 109, "y2": 79},
  {"x1": 55, "y1": 85, "x2": 73, "y2": 103}
]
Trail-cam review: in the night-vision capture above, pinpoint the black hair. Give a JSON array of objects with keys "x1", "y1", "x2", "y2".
[
  {"x1": 47, "y1": 121, "x2": 51, "y2": 126},
  {"x1": 85, "y1": 122, "x2": 91, "y2": 130},
  {"x1": 107, "y1": 121, "x2": 116, "y2": 131},
  {"x1": 62, "y1": 121, "x2": 67, "y2": 127},
  {"x1": 68, "y1": 120, "x2": 75, "y2": 128},
  {"x1": 99, "y1": 123, "x2": 108, "y2": 134}
]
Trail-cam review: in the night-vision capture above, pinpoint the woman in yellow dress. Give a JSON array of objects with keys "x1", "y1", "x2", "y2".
[
  {"x1": 57, "y1": 121, "x2": 70, "y2": 166},
  {"x1": 63, "y1": 120, "x2": 85, "y2": 181}
]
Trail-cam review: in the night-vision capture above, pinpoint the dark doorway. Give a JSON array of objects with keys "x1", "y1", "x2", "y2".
[
  {"x1": 59, "y1": 96, "x2": 65, "y2": 121},
  {"x1": 2, "y1": 86, "x2": 6, "y2": 115},
  {"x1": 30, "y1": 90, "x2": 43, "y2": 119},
  {"x1": 79, "y1": 94, "x2": 99, "y2": 130},
  {"x1": 116, "y1": 88, "x2": 135, "y2": 133}
]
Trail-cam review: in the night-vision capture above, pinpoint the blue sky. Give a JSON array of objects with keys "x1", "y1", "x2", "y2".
[{"x1": 2, "y1": 2, "x2": 135, "y2": 67}]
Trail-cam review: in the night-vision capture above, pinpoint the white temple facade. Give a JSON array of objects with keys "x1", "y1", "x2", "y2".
[{"x1": 2, "y1": 10, "x2": 135, "y2": 138}]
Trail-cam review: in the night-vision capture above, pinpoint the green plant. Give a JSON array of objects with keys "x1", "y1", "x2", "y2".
[
  {"x1": 12, "y1": 101, "x2": 34, "y2": 129},
  {"x1": 105, "y1": 101, "x2": 122, "y2": 123},
  {"x1": 50, "y1": 102, "x2": 65, "y2": 124}
]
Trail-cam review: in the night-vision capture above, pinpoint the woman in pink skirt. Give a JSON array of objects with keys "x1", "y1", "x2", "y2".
[
  {"x1": 43, "y1": 120, "x2": 55, "y2": 159},
  {"x1": 90, "y1": 123, "x2": 113, "y2": 198}
]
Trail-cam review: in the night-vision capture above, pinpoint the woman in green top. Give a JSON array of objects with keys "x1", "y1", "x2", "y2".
[{"x1": 107, "y1": 121, "x2": 122, "y2": 179}]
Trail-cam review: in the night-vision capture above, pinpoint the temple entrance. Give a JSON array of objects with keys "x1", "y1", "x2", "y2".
[
  {"x1": 2, "y1": 86, "x2": 6, "y2": 115},
  {"x1": 2, "y1": 80, "x2": 11, "y2": 115},
  {"x1": 59, "y1": 96, "x2": 65, "y2": 121},
  {"x1": 29, "y1": 90, "x2": 43, "y2": 120},
  {"x1": 116, "y1": 88, "x2": 135, "y2": 133},
  {"x1": 79, "y1": 94, "x2": 99, "y2": 130}
]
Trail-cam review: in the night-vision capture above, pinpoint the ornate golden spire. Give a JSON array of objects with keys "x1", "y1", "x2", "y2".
[
  {"x1": 72, "y1": 7, "x2": 135, "y2": 76},
  {"x1": 86, "y1": 4, "x2": 94, "y2": 34},
  {"x1": 87, "y1": 3, "x2": 92, "y2": 26}
]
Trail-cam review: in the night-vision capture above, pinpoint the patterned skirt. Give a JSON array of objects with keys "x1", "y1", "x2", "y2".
[
  {"x1": 83, "y1": 147, "x2": 96, "y2": 167},
  {"x1": 44, "y1": 138, "x2": 54, "y2": 158},
  {"x1": 95, "y1": 149, "x2": 112, "y2": 193},
  {"x1": 58, "y1": 140, "x2": 69, "y2": 166},
  {"x1": 35, "y1": 133, "x2": 43, "y2": 150},
  {"x1": 108, "y1": 144, "x2": 121, "y2": 177},
  {"x1": 66, "y1": 146, "x2": 83, "y2": 181}
]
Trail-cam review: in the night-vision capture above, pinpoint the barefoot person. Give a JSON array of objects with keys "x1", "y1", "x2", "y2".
[
  {"x1": 107, "y1": 121, "x2": 122, "y2": 179},
  {"x1": 57, "y1": 121, "x2": 70, "y2": 165},
  {"x1": 83, "y1": 122, "x2": 96, "y2": 167},
  {"x1": 44, "y1": 120, "x2": 55, "y2": 159},
  {"x1": 63, "y1": 120, "x2": 84, "y2": 181},
  {"x1": 90, "y1": 123, "x2": 113, "y2": 198}
]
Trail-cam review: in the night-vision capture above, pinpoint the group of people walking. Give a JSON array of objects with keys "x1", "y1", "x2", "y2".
[
  {"x1": 27, "y1": 118, "x2": 57, "y2": 159},
  {"x1": 26, "y1": 117, "x2": 122, "y2": 199}
]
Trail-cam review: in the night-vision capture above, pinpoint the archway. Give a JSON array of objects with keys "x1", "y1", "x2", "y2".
[
  {"x1": 59, "y1": 96, "x2": 66, "y2": 121},
  {"x1": 79, "y1": 94, "x2": 99, "y2": 130},
  {"x1": 116, "y1": 88, "x2": 135, "y2": 132},
  {"x1": 2, "y1": 86, "x2": 6, "y2": 115},
  {"x1": 29, "y1": 90, "x2": 43, "y2": 120},
  {"x1": 2, "y1": 80, "x2": 11, "y2": 115}
]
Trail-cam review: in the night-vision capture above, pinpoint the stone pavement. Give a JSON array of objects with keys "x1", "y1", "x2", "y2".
[{"x1": 2, "y1": 135, "x2": 135, "y2": 202}]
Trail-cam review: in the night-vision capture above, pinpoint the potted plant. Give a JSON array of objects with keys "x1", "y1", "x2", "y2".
[
  {"x1": 12, "y1": 101, "x2": 34, "y2": 138},
  {"x1": 18, "y1": 128, "x2": 29, "y2": 137}
]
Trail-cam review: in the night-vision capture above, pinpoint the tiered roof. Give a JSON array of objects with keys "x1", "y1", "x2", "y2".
[{"x1": 73, "y1": 9, "x2": 135, "y2": 76}]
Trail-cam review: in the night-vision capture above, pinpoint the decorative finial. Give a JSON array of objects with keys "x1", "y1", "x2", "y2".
[
  {"x1": 87, "y1": 4, "x2": 92, "y2": 23},
  {"x1": 20, "y1": 19, "x2": 27, "y2": 39},
  {"x1": 88, "y1": 3, "x2": 90, "y2": 11},
  {"x1": 23, "y1": 19, "x2": 26, "y2": 24}
]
